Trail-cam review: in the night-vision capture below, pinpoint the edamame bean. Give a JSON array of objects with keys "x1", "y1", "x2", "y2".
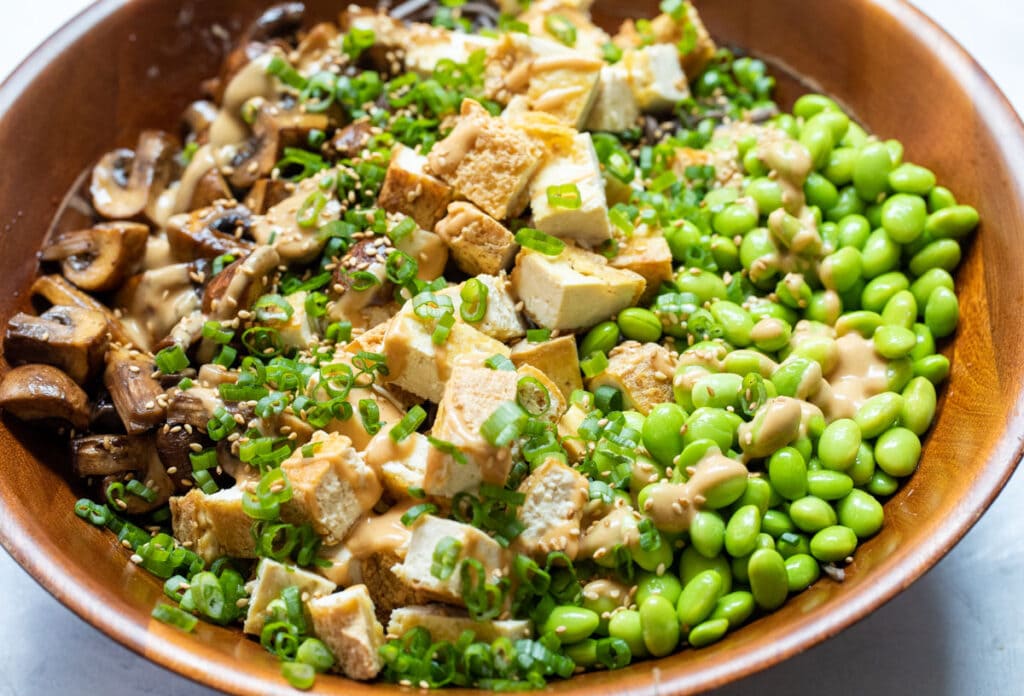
[
  {"x1": 790, "y1": 496, "x2": 838, "y2": 532},
  {"x1": 914, "y1": 354, "x2": 950, "y2": 384},
  {"x1": 818, "y1": 419, "x2": 862, "y2": 471},
  {"x1": 675, "y1": 268, "x2": 729, "y2": 303},
  {"x1": 714, "y1": 203, "x2": 759, "y2": 236},
  {"x1": 924, "y1": 286, "x2": 959, "y2": 338},
  {"x1": 710, "y1": 590, "x2": 755, "y2": 628},
  {"x1": 710, "y1": 300, "x2": 754, "y2": 347},
  {"x1": 736, "y1": 476, "x2": 774, "y2": 514},
  {"x1": 679, "y1": 548, "x2": 732, "y2": 596},
  {"x1": 642, "y1": 403, "x2": 687, "y2": 468},
  {"x1": 908, "y1": 239, "x2": 961, "y2": 276},
  {"x1": 925, "y1": 204, "x2": 980, "y2": 239},
  {"x1": 852, "y1": 142, "x2": 893, "y2": 201},
  {"x1": 800, "y1": 120, "x2": 835, "y2": 170},
  {"x1": 928, "y1": 186, "x2": 957, "y2": 211},
  {"x1": 751, "y1": 317, "x2": 793, "y2": 352},
  {"x1": 901, "y1": 376, "x2": 937, "y2": 435},
  {"x1": 762, "y1": 508, "x2": 797, "y2": 538},
  {"x1": 808, "y1": 109, "x2": 851, "y2": 142},
  {"x1": 865, "y1": 202, "x2": 883, "y2": 229},
  {"x1": 768, "y1": 447, "x2": 809, "y2": 501},
  {"x1": 881, "y1": 193, "x2": 927, "y2": 244},
  {"x1": 676, "y1": 570, "x2": 723, "y2": 630},
  {"x1": 885, "y1": 139, "x2": 904, "y2": 166},
  {"x1": 563, "y1": 639, "x2": 598, "y2": 667},
  {"x1": 910, "y1": 323, "x2": 936, "y2": 360},
  {"x1": 881, "y1": 290, "x2": 917, "y2": 329},
  {"x1": 888, "y1": 163, "x2": 936, "y2": 195},
  {"x1": 724, "y1": 505, "x2": 762, "y2": 557},
  {"x1": 819, "y1": 247, "x2": 862, "y2": 292},
  {"x1": 580, "y1": 321, "x2": 620, "y2": 358},
  {"x1": 810, "y1": 525, "x2": 858, "y2": 562},
  {"x1": 887, "y1": 357, "x2": 915, "y2": 392},
  {"x1": 794, "y1": 93, "x2": 840, "y2": 119},
  {"x1": 874, "y1": 324, "x2": 917, "y2": 358},
  {"x1": 688, "y1": 618, "x2": 731, "y2": 648},
  {"x1": 861, "y1": 271, "x2": 910, "y2": 313},
  {"x1": 684, "y1": 407, "x2": 740, "y2": 454},
  {"x1": 777, "y1": 531, "x2": 812, "y2": 558},
  {"x1": 617, "y1": 307, "x2": 663, "y2": 343},
  {"x1": 636, "y1": 572, "x2": 684, "y2": 608},
  {"x1": 825, "y1": 185, "x2": 866, "y2": 221},
  {"x1": 910, "y1": 268, "x2": 954, "y2": 311},
  {"x1": 784, "y1": 553, "x2": 821, "y2": 591},
  {"x1": 746, "y1": 177, "x2": 785, "y2": 215},
  {"x1": 835, "y1": 310, "x2": 883, "y2": 338},
  {"x1": 805, "y1": 172, "x2": 839, "y2": 210},
  {"x1": 860, "y1": 229, "x2": 900, "y2": 278},
  {"x1": 836, "y1": 213, "x2": 871, "y2": 248},
  {"x1": 710, "y1": 235, "x2": 742, "y2": 272},
  {"x1": 608, "y1": 610, "x2": 647, "y2": 659},
  {"x1": 875, "y1": 427, "x2": 921, "y2": 477},
  {"x1": 807, "y1": 470, "x2": 854, "y2": 500},
  {"x1": 665, "y1": 220, "x2": 702, "y2": 262},
  {"x1": 542, "y1": 606, "x2": 600, "y2": 643},
  {"x1": 867, "y1": 470, "x2": 900, "y2": 497},
  {"x1": 640, "y1": 595, "x2": 680, "y2": 657},
  {"x1": 843, "y1": 122, "x2": 870, "y2": 148},
  {"x1": 854, "y1": 392, "x2": 904, "y2": 438},
  {"x1": 748, "y1": 548, "x2": 789, "y2": 610},
  {"x1": 848, "y1": 442, "x2": 876, "y2": 486},
  {"x1": 837, "y1": 489, "x2": 885, "y2": 538},
  {"x1": 690, "y1": 510, "x2": 726, "y2": 559},
  {"x1": 825, "y1": 147, "x2": 858, "y2": 186}
]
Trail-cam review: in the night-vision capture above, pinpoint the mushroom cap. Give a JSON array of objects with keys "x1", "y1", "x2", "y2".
[
  {"x1": 41, "y1": 221, "x2": 149, "y2": 293},
  {"x1": 0, "y1": 364, "x2": 90, "y2": 430}
]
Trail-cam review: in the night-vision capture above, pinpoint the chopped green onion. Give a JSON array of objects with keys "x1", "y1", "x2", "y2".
[
  {"x1": 594, "y1": 385, "x2": 623, "y2": 412},
  {"x1": 154, "y1": 345, "x2": 189, "y2": 374},
  {"x1": 526, "y1": 328, "x2": 551, "y2": 343},
  {"x1": 516, "y1": 376, "x2": 551, "y2": 417},
  {"x1": 546, "y1": 183, "x2": 582, "y2": 209},
  {"x1": 202, "y1": 320, "x2": 234, "y2": 344},
  {"x1": 300, "y1": 71, "x2": 337, "y2": 113},
  {"x1": 326, "y1": 321, "x2": 353, "y2": 343},
  {"x1": 189, "y1": 449, "x2": 218, "y2": 472},
  {"x1": 192, "y1": 469, "x2": 219, "y2": 495},
  {"x1": 740, "y1": 372, "x2": 768, "y2": 418},
  {"x1": 297, "y1": 191, "x2": 328, "y2": 228},
  {"x1": 282, "y1": 661, "x2": 316, "y2": 690},
  {"x1": 660, "y1": 0, "x2": 688, "y2": 21},
  {"x1": 390, "y1": 405, "x2": 427, "y2": 442},
  {"x1": 152, "y1": 603, "x2": 198, "y2": 633},
  {"x1": 177, "y1": 377, "x2": 193, "y2": 390},
  {"x1": 348, "y1": 270, "x2": 381, "y2": 292},
  {"x1": 427, "y1": 436, "x2": 467, "y2": 465},
  {"x1": 342, "y1": 27, "x2": 376, "y2": 60},
  {"x1": 602, "y1": 41, "x2": 623, "y2": 63},
  {"x1": 358, "y1": 398, "x2": 382, "y2": 435},
  {"x1": 515, "y1": 228, "x2": 565, "y2": 256},
  {"x1": 459, "y1": 278, "x2": 489, "y2": 323},
  {"x1": 126, "y1": 479, "x2": 156, "y2": 503},
  {"x1": 105, "y1": 482, "x2": 126, "y2": 508},
  {"x1": 387, "y1": 216, "x2": 417, "y2": 243},
  {"x1": 213, "y1": 345, "x2": 237, "y2": 368},
  {"x1": 485, "y1": 354, "x2": 516, "y2": 371},
  {"x1": 400, "y1": 503, "x2": 438, "y2": 527},
  {"x1": 580, "y1": 351, "x2": 609, "y2": 378},
  {"x1": 431, "y1": 536, "x2": 463, "y2": 580},
  {"x1": 266, "y1": 55, "x2": 307, "y2": 90},
  {"x1": 596, "y1": 637, "x2": 632, "y2": 669},
  {"x1": 242, "y1": 327, "x2": 284, "y2": 357},
  {"x1": 304, "y1": 291, "x2": 328, "y2": 318},
  {"x1": 431, "y1": 312, "x2": 456, "y2": 345},
  {"x1": 412, "y1": 291, "x2": 454, "y2": 321},
  {"x1": 254, "y1": 294, "x2": 294, "y2": 324},
  {"x1": 385, "y1": 250, "x2": 418, "y2": 287},
  {"x1": 544, "y1": 13, "x2": 577, "y2": 46},
  {"x1": 480, "y1": 401, "x2": 528, "y2": 447}
]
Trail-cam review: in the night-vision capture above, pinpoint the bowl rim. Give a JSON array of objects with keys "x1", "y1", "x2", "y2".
[{"x1": 1, "y1": 1, "x2": 1023, "y2": 694}]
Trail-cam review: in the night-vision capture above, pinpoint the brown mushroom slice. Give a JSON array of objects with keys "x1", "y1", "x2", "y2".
[
  {"x1": 41, "y1": 221, "x2": 149, "y2": 293},
  {"x1": 90, "y1": 130, "x2": 179, "y2": 222},
  {"x1": 187, "y1": 167, "x2": 236, "y2": 212},
  {"x1": 0, "y1": 364, "x2": 90, "y2": 430},
  {"x1": 104, "y1": 347, "x2": 167, "y2": 434},
  {"x1": 153, "y1": 309, "x2": 206, "y2": 354},
  {"x1": 329, "y1": 237, "x2": 397, "y2": 326},
  {"x1": 72, "y1": 433, "x2": 149, "y2": 477},
  {"x1": 325, "y1": 120, "x2": 374, "y2": 160},
  {"x1": 158, "y1": 386, "x2": 227, "y2": 489},
  {"x1": 293, "y1": 22, "x2": 341, "y2": 73},
  {"x1": 115, "y1": 263, "x2": 202, "y2": 351},
  {"x1": 4, "y1": 305, "x2": 109, "y2": 384},
  {"x1": 96, "y1": 442, "x2": 174, "y2": 514},
  {"x1": 30, "y1": 275, "x2": 133, "y2": 345},
  {"x1": 202, "y1": 245, "x2": 280, "y2": 320},
  {"x1": 243, "y1": 178, "x2": 294, "y2": 215},
  {"x1": 182, "y1": 100, "x2": 219, "y2": 139},
  {"x1": 228, "y1": 104, "x2": 330, "y2": 190},
  {"x1": 166, "y1": 202, "x2": 256, "y2": 261}
]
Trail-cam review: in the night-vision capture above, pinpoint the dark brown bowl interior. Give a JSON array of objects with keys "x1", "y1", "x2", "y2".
[{"x1": 1, "y1": 1, "x2": 1022, "y2": 694}]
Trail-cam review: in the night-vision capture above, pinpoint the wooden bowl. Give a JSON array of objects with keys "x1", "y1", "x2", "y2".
[{"x1": 0, "y1": 1, "x2": 1021, "y2": 694}]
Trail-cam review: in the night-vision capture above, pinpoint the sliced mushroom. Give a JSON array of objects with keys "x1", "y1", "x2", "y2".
[
  {"x1": 182, "y1": 100, "x2": 220, "y2": 142},
  {"x1": 30, "y1": 275, "x2": 133, "y2": 345},
  {"x1": 153, "y1": 309, "x2": 207, "y2": 354},
  {"x1": 41, "y1": 221, "x2": 149, "y2": 293},
  {"x1": 227, "y1": 103, "x2": 329, "y2": 190},
  {"x1": 243, "y1": 177, "x2": 294, "y2": 214},
  {"x1": 0, "y1": 364, "x2": 90, "y2": 430},
  {"x1": 187, "y1": 167, "x2": 235, "y2": 212},
  {"x1": 247, "y1": 2, "x2": 305, "y2": 42},
  {"x1": 166, "y1": 202, "x2": 256, "y2": 261},
  {"x1": 4, "y1": 305, "x2": 109, "y2": 384},
  {"x1": 90, "y1": 130, "x2": 179, "y2": 222},
  {"x1": 293, "y1": 22, "x2": 341, "y2": 74},
  {"x1": 90, "y1": 392, "x2": 125, "y2": 433},
  {"x1": 202, "y1": 245, "x2": 280, "y2": 320},
  {"x1": 103, "y1": 347, "x2": 167, "y2": 434},
  {"x1": 84, "y1": 436, "x2": 173, "y2": 514},
  {"x1": 115, "y1": 263, "x2": 202, "y2": 351},
  {"x1": 167, "y1": 385, "x2": 224, "y2": 430},
  {"x1": 325, "y1": 120, "x2": 374, "y2": 160}
]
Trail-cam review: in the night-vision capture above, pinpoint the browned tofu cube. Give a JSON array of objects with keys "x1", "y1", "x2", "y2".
[
  {"x1": 378, "y1": 145, "x2": 454, "y2": 230},
  {"x1": 426, "y1": 100, "x2": 543, "y2": 220},
  {"x1": 586, "y1": 340, "x2": 676, "y2": 415},
  {"x1": 434, "y1": 202, "x2": 518, "y2": 276},
  {"x1": 308, "y1": 586, "x2": 386, "y2": 681},
  {"x1": 510, "y1": 334, "x2": 583, "y2": 402},
  {"x1": 610, "y1": 232, "x2": 674, "y2": 303},
  {"x1": 515, "y1": 458, "x2": 589, "y2": 559},
  {"x1": 170, "y1": 487, "x2": 258, "y2": 564},
  {"x1": 244, "y1": 559, "x2": 336, "y2": 635}
]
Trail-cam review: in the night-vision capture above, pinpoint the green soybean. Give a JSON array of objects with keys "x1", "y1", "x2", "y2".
[
  {"x1": 679, "y1": 548, "x2": 733, "y2": 596},
  {"x1": 818, "y1": 419, "x2": 862, "y2": 471},
  {"x1": 874, "y1": 324, "x2": 917, "y2": 359},
  {"x1": 542, "y1": 606, "x2": 600, "y2": 643},
  {"x1": 810, "y1": 525, "x2": 858, "y2": 562},
  {"x1": 825, "y1": 147, "x2": 858, "y2": 186},
  {"x1": 768, "y1": 447, "x2": 809, "y2": 501},
  {"x1": 860, "y1": 229, "x2": 901, "y2": 278},
  {"x1": 847, "y1": 442, "x2": 877, "y2": 487},
  {"x1": 875, "y1": 427, "x2": 921, "y2": 477},
  {"x1": 710, "y1": 235, "x2": 742, "y2": 272},
  {"x1": 910, "y1": 323, "x2": 936, "y2": 361},
  {"x1": 853, "y1": 142, "x2": 893, "y2": 201},
  {"x1": 910, "y1": 268, "x2": 954, "y2": 311},
  {"x1": 688, "y1": 618, "x2": 731, "y2": 648},
  {"x1": 888, "y1": 163, "x2": 936, "y2": 195},
  {"x1": 714, "y1": 203, "x2": 759, "y2": 237},
  {"x1": 925, "y1": 204, "x2": 980, "y2": 239},
  {"x1": 855, "y1": 392, "x2": 904, "y2": 439},
  {"x1": 800, "y1": 120, "x2": 835, "y2": 170},
  {"x1": 881, "y1": 193, "x2": 927, "y2": 244},
  {"x1": 724, "y1": 505, "x2": 762, "y2": 557},
  {"x1": 636, "y1": 572, "x2": 684, "y2": 607},
  {"x1": 642, "y1": 403, "x2": 688, "y2": 468},
  {"x1": 761, "y1": 508, "x2": 796, "y2": 538},
  {"x1": 710, "y1": 301, "x2": 754, "y2": 347},
  {"x1": 675, "y1": 268, "x2": 729, "y2": 303},
  {"x1": 928, "y1": 186, "x2": 957, "y2": 211},
  {"x1": 736, "y1": 476, "x2": 774, "y2": 515},
  {"x1": 805, "y1": 172, "x2": 840, "y2": 210},
  {"x1": 790, "y1": 496, "x2": 838, "y2": 532},
  {"x1": 794, "y1": 93, "x2": 840, "y2": 119},
  {"x1": 807, "y1": 470, "x2": 854, "y2": 500},
  {"x1": 746, "y1": 177, "x2": 785, "y2": 215},
  {"x1": 777, "y1": 531, "x2": 811, "y2": 558},
  {"x1": 665, "y1": 219, "x2": 702, "y2": 262},
  {"x1": 837, "y1": 489, "x2": 885, "y2": 538},
  {"x1": 784, "y1": 553, "x2": 821, "y2": 592},
  {"x1": 909, "y1": 239, "x2": 961, "y2": 276},
  {"x1": 640, "y1": 595, "x2": 680, "y2": 657},
  {"x1": 914, "y1": 354, "x2": 950, "y2": 384},
  {"x1": 825, "y1": 185, "x2": 866, "y2": 222},
  {"x1": 835, "y1": 310, "x2": 883, "y2": 338},
  {"x1": 690, "y1": 510, "x2": 726, "y2": 559},
  {"x1": 676, "y1": 570, "x2": 724, "y2": 630},
  {"x1": 901, "y1": 376, "x2": 937, "y2": 436},
  {"x1": 617, "y1": 307, "x2": 663, "y2": 343},
  {"x1": 748, "y1": 548, "x2": 789, "y2": 610},
  {"x1": 881, "y1": 290, "x2": 918, "y2": 329},
  {"x1": 608, "y1": 610, "x2": 647, "y2": 659},
  {"x1": 710, "y1": 590, "x2": 755, "y2": 629},
  {"x1": 862, "y1": 272, "x2": 910, "y2": 313},
  {"x1": 820, "y1": 247, "x2": 862, "y2": 292},
  {"x1": 563, "y1": 639, "x2": 598, "y2": 667},
  {"x1": 924, "y1": 286, "x2": 959, "y2": 338},
  {"x1": 580, "y1": 321, "x2": 620, "y2": 358},
  {"x1": 867, "y1": 470, "x2": 900, "y2": 497}
]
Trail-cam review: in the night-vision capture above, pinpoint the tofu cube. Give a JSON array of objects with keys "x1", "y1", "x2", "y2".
[
  {"x1": 424, "y1": 364, "x2": 519, "y2": 498},
  {"x1": 378, "y1": 145, "x2": 454, "y2": 231},
  {"x1": 388, "y1": 605, "x2": 532, "y2": 643},
  {"x1": 363, "y1": 429, "x2": 430, "y2": 500},
  {"x1": 518, "y1": 0, "x2": 611, "y2": 61},
  {"x1": 434, "y1": 202, "x2": 519, "y2": 276},
  {"x1": 529, "y1": 132, "x2": 612, "y2": 248},
  {"x1": 586, "y1": 340, "x2": 676, "y2": 415},
  {"x1": 609, "y1": 232, "x2": 674, "y2": 303},
  {"x1": 308, "y1": 586, "x2": 386, "y2": 681},
  {"x1": 426, "y1": 99, "x2": 543, "y2": 220},
  {"x1": 622, "y1": 45, "x2": 691, "y2": 113},
  {"x1": 393, "y1": 222, "x2": 449, "y2": 281},
  {"x1": 280, "y1": 431, "x2": 383, "y2": 544},
  {"x1": 438, "y1": 273, "x2": 527, "y2": 342},
  {"x1": 585, "y1": 64, "x2": 641, "y2": 133},
  {"x1": 510, "y1": 334, "x2": 583, "y2": 401},
  {"x1": 243, "y1": 558, "x2": 336, "y2": 635},
  {"x1": 650, "y1": 7, "x2": 717, "y2": 78},
  {"x1": 170, "y1": 487, "x2": 256, "y2": 563},
  {"x1": 557, "y1": 403, "x2": 590, "y2": 463},
  {"x1": 405, "y1": 25, "x2": 496, "y2": 76},
  {"x1": 511, "y1": 244, "x2": 646, "y2": 331},
  {"x1": 392, "y1": 516, "x2": 509, "y2": 606},
  {"x1": 515, "y1": 458, "x2": 589, "y2": 559},
  {"x1": 381, "y1": 301, "x2": 511, "y2": 403},
  {"x1": 275, "y1": 290, "x2": 319, "y2": 350}
]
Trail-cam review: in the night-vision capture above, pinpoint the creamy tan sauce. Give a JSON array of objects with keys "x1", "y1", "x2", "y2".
[
  {"x1": 817, "y1": 332, "x2": 890, "y2": 419},
  {"x1": 738, "y1": 396, "x2": 802, "y2": 459},
  {"x1": 209, "y1": 53, "x2": 277, "y2": 148}
]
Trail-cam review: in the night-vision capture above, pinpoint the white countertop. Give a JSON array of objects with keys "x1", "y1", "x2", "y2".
[{"x1": 1, "y1": 2, "x2": 1021, "y2": 694}]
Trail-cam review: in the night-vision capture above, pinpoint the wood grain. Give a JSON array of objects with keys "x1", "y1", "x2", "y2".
[{"x1": 0, "y1": 1, "x2": 1021, "y2": 694}]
